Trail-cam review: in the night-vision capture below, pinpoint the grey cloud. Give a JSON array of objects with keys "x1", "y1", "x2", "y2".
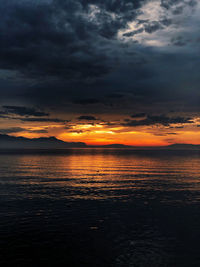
[
  {"x1": 78, "y1": 116, "x2": 97, "y2": 121},
  {"x1": 123, "y1": 115, "x2": 194, "y2": 127},
  {"x1": 28, "y1": 129, "x2": 49, "y2": 133},
  {"x1": 153, "y1": 132, "x2": 178, "y2": 136},
  {"x1": 2, "y1": 106, "x2": 49, "y2": 117},
  {"x1": 144, "y1": 21, "x2": 163, "y2": 34},
  {"x1": 161, "y1": 0, "x2": 197, "y2": 12},
  {"x1": 0, "y1": 127, "x2": 26, "y2": 134},
  {"x1": 172, "y1": 5, "x2": 184, "y2": 14},
  {"x1": 131, "y1": 113, "x2": 146, "y2": 118},
  {"x1": 171, "y1": 36, "x2": 188, "y2": 46},
  {"x1": 0, "y1": 127, "x2": 48, "y2": 134},
  {"x1": 123, "y1": 28, "x2": 144, "y2": 37},
  {"x1": 170, "y1": 126, "x2": 185, "y2": 129},
  {"x1": 20, "y1": 118, "x2": 66, "y2": 123},
  {"x1": 160, "y1": 18, "x2": 172, "y2": 26},
  {"x1": 123, "y1": 21, "x2": 165, "y2": 37}
]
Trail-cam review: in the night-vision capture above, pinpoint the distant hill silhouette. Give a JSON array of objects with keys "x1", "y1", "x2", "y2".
[
  {"x1": 0, "y1": 134, "x2": 86, "y2": 149},
  {"x1": 91, "y1": 144, "x2": 133, "y2": 148},
  {"x1": 0, "y1": 134, "x2": 199, "y2": 150},
  {"x1": 164, "y1": 144, "x2": 200, "y2": 150}
]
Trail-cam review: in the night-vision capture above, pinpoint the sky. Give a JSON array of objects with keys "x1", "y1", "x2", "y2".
[{"x1": 0, "y1": 0, "x2": 199, "y2": 146}]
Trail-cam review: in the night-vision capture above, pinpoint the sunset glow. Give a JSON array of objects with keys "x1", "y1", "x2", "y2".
[
  {"x1": 0, "y1": 0, "x2": 199, "y2": 147},
  {"x1": 3, "y1": 118, "x2": 198, "y2": 146}
]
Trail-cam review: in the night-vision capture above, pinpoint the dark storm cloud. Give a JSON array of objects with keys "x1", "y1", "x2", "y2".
[
  {"x1": 20, "y1": 118, "x2": 66, "y2": 123},
  {"x1": 0, "y1": 0, "x2": 199, "y2": 119},
  {"x1": 2, "y1": 106, "x2": 49, "y2": 117},
  {"x1": 0, "y1": 111, "x2": 7, "y2": 115},
  {"x1": 131, "y1": 113, "x2": 146, "y2": 118},
  {"x1": 0, "y1": 127, "x2": 48, "y2": 134},
  {"x1": 0, "y1": 105, "x2": 65, "y2": 123},
  {"x1": 0, "y1": 111, "x2": 9, "y2": 119},
  {"x1": 0, "y1": 0, "x2": 146, "y2": 80},
  {"x1": 123, "y1": 115, "x2": 194, "y2": 127},
  {"x1": 160, "y1": 18, "x2": 172, "y2": 26},
  {"x1": 160, "y1": 0, "x2": 181, "y2": 9},
  {"x1": 78, "y1": 116, "x2": 97, "y2": 121},
  {"x1": 28, "y1": 129, "x2": 49, "y2": 133},
  {"x1": 170, "y1": 126, "x2": 184, "y2": 129},
  {"x1": 160, "y1": 0, "x2": 197, "y2": 10},
  {"x1": 0, "y1": 127, "x2": 26, "y2": 134},
  {"x1": 153, "y1": 132, "x2": 178, "y2": 136}
]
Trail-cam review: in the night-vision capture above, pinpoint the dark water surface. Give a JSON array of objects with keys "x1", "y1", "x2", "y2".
[{"x1": 0, "y1": 149, "x2": 200, "y2": 266}]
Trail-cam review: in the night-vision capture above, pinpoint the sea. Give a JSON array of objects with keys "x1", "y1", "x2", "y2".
[{"x1": 0, "y1": 149, "x2": 200, "y2": 267}]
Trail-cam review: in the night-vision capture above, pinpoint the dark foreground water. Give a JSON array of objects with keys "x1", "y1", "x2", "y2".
[{"x1": 0, "y1": 149, "x2": 200, "y2": 267}]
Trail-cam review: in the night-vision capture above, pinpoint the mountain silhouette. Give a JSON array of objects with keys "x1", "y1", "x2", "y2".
[
  {"x1": 0, "y1": 134, "x2": 86, "y2": 149},
  {"x1": 0, "y1": 134, "x2": 199, "y2": 150}
]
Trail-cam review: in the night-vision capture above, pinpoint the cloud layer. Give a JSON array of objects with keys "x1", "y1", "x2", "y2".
[{"x1": 0, "y1": 0, "x2": 199, "y2": 139}]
